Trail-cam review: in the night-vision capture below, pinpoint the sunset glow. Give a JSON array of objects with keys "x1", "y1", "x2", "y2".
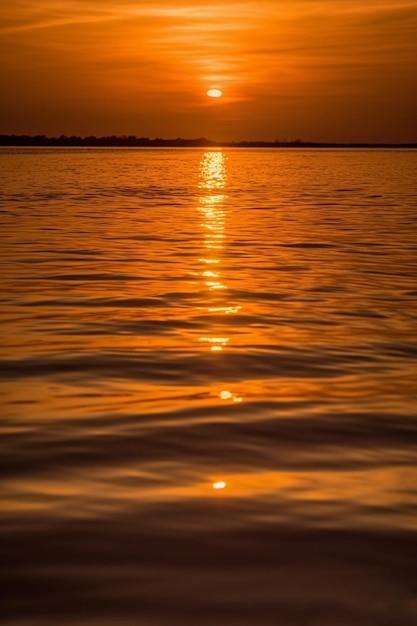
[{"x1": 1, "y1": 1, "x2": 416, "y2": 142}]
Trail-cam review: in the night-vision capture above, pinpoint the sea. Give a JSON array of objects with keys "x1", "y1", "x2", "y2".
[{"x1": 1, "y1": 147, "x2": 417, "y2": 626}]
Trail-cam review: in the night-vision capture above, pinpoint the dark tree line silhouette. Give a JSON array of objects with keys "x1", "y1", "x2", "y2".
[
  {"x1": 0, "y1": 135, "x2": 215, "y2": 147},
  {"x1": 0, "y1": 135, "x2": 416, "y2": 148}
]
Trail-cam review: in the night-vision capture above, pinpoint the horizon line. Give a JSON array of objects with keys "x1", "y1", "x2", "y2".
[{"x1": 1, "y1": 134, "x2": 416, "y2": 148}]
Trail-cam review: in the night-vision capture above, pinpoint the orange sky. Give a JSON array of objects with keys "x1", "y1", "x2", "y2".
[{"x1": 1, "y1": 0, "x2": 417, "y2": 142}]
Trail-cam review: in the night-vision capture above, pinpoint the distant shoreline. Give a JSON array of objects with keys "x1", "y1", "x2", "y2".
[{"x1": 1, "y1": 135, "x2": 416, "y2": 148}]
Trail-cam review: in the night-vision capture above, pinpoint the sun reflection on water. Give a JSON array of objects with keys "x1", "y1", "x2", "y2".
[
  {"x1": 197, "y1": 151, "x2": 238, "y2": 353},
  {"x1": 196, "y1": 152, "x2": 244, "y2": 478}
]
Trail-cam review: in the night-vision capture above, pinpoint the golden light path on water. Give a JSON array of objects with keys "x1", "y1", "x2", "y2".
[
  {"x1": 198, "y1": 151, "x2": 230, "y2": 353},
  {"x1": 197, "y1": 152, "x2": 242, "y2": 382},
  {"x1": 198, "y1": 152, "x2": 242, "y2": 489}
]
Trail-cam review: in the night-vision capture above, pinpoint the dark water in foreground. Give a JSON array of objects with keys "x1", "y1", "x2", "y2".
[{"x1": 1, "y1": 147, "x2": 417, "y2": 625}]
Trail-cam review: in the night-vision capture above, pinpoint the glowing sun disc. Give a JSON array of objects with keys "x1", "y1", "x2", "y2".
[
  {"x1": 207, "y1": 89, "x2": 222, "y2": 98},
  {"x1": 213, "y1": 481, "x2": 226, "y2": 489}
]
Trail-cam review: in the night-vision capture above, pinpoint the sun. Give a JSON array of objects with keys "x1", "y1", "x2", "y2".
[{"x1": 207, "y1": 89, "x2": 223, "y2": 98}]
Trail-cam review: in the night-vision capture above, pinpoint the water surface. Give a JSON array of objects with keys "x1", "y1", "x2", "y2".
[{"x1": 1, "y1": 147, "x2": 417, "y2": 625}]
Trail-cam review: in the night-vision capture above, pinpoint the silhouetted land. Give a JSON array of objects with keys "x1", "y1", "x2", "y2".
[{"x1": 1, "y1": 135, "x2": 416, "y2": 148}]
